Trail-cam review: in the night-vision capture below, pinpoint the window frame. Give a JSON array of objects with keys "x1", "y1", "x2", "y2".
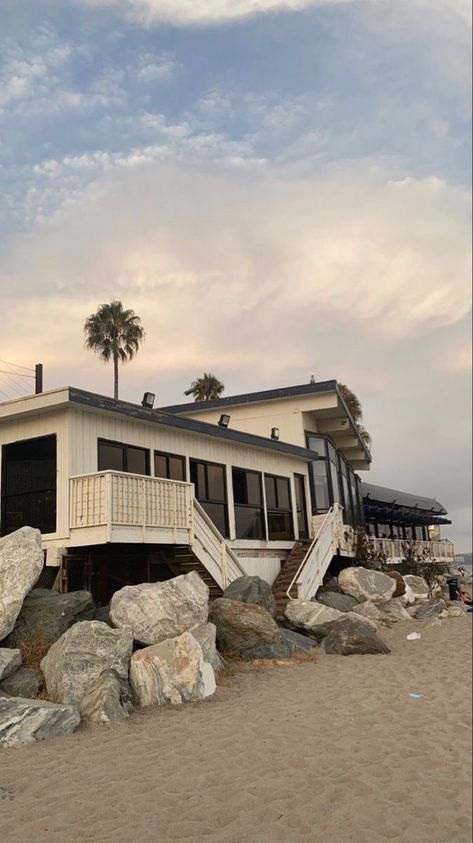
[
  {"x1": 154, "y1": 450, "x2": 187, "y2": 482},
  {"x1": 189, "y1": 457, "x2": 229, "y2": 538},
  {"x1": 264, "y1": 472, "x2": 294, "y2": 541},
  {"x1": 1, "y1": 433, "x2": 57, "y2": 537},
  {"x1": 294, "y1": 473, "x2": 309, "y2": 539},
  {"x1": 232, "y1": 466, "x2": 266, "y2": 540},
  {"x1": 97, "y1": 438, "x2": 151, "y2": 476}
]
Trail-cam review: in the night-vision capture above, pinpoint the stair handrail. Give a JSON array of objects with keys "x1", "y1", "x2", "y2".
[
  {"x1": 192, "y1": 498, "x2": 247, "y2": 578},
  {"x1": 286, "y1": 503, "x2": 342, "y2": 600}
]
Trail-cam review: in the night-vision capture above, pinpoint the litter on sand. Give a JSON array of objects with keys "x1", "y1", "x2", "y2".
[
  {"x1": 406, "y1": 632, "x2": 421, "y2": 640},
  {"x1": 409, "y1": 693, "x2": 425, "y2": 700}
]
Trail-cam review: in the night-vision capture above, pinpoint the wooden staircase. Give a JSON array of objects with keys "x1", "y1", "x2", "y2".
[
  {"x1": 154, "y1": 546, "x2": 224, "y2": 599},
  {"x1": 271, "y1": 540, "x2": 313, "y2": 618}
]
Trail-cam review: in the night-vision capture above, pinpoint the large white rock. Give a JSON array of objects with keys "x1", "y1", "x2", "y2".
[
  {"x1": 338, "y1": 567, "x2": 396, "y2": 604},
  {"x1": 403, "y1": 575, "x2": 429, "y2": 602},
  {"x1": 284, "y1": 600, "x2": 343, "y2": 631},
  {"x1": 191, "y1": 622, "x2": 225, "y2": 671},
  {"x1": 110, "y1": 572, "x2": 209, "y2": 645},
  {"x1": 0, "y1": 527, "x2": 44, "y2": 641},
  {"x1": 0, "y1": 648, "x2": 22, "y2": 682},
  {"x1": 41, "y1": 621, "x2": 133, "y2": 705},
  {"x1": 0, "y1": 696, "x2": 80, "y2": 748},
  {"x1": 130, "y1": 632, "x2": 216, "y2": 707}
]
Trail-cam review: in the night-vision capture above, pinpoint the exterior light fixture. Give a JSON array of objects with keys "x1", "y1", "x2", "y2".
[
  {"x1": 218, "y1": 414, "x2": 230, "y2": 428},
  {"x1": 141, "y1": 392, "x2": 156, "y2": 409},
  {"x1": 271, "y1": 427, "x2": 280, "y2": 440}
]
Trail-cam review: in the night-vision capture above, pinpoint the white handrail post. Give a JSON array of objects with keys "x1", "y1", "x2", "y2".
[{"x1": 106, "y1": 472, "x2": 113, "y2": 542}]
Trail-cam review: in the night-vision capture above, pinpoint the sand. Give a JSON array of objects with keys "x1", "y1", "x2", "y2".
[{"x1": 1, "y1": 617, "x2": 471, "y2": 843}]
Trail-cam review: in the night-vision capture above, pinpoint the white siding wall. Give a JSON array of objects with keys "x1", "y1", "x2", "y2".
[
  {"x1": 69, "y1": 407, "x2": 311, "y2": 545},
  {"x1": 0, "y1": 410, "x2": 70, "y2": 540}
]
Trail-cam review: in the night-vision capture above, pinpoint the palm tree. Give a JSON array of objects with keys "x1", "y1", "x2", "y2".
[
  {"x1": 84, "y1": 301, "x2": 145, "y2": 399},
  {"x1": 184, "y1": 373, "x2": 225, "y2": 402},
  {"x1": 338, "y1": 382, "x2": 372, "y2": 451}
]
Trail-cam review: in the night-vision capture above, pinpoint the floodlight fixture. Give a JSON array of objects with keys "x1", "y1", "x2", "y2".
[
  {"x1": 141, "y1": 392, "x2": 156, "y2": 409},
  {"x1": 218, "y1": 414, "x2": 231, "y2": 428},
  {"x1": 271, "y1": 427, "x2": 280, "y2": 440}
]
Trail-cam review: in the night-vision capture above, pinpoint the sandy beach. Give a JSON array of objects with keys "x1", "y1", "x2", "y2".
[{"x1": 1, "y1": 616, "x2": 471, "y2": 843}]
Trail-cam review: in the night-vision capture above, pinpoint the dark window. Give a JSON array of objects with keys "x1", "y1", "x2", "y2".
[
  {"x1": 307, "y1": 435, "x2": 330, "y2": 513},
  {"x1": 339, "y1": 457, "x2": 354, "y2": 524},
  {"x1": 154, "y1": 451, "x2": 186, "y2": 482},
  {"x1": 1, "y1": 435, "x2": 57, "y2": 536},
  {"x1": 190, "y1": 459, "x2": 228, "y2": 537},
  {"x1": 294, "y1": 474, "x2": 309, "y2": 539},
  {"x1": 232, "y1": 468, "x2": 265, "y2": 539},
  {"x1": 98, "y1": 439, "x2": 150, "y2": 475},
  {"x1": 264, "y1": 474, "x2": 294, "y2": 540}
]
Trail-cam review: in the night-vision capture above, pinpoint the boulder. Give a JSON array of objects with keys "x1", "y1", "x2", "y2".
[
  {"x1": 403, "y1": 575, "x2": 429, "y2": 602},
  {"x1": 0, "y1": 648, "x2": 22, "y2": 682},
  {"x1": 79, "y1": 669, "x2": 131, "y2": 725},
  {"x1": 110, "y1": 572, "x2": 209, "y2": 645},
  {"x1": 4, "y1": 589, "x2": 94, "y2": 651},
  {"x1": 414, "y1": 598, "x2": 447, "y2": 619},
  {"x1": 284, "y1": 600, "x2": 343, "y2": 637},
  {"x1": 0, "y1": 696, "x2": 80, "y2": 748},
  {"x1": 324, "y1": 618, "x2": 391, "y2": 656},
  {"x1": 378, "y1": 599, "x2": 412, "y2": 622},
  {"x1": 130, "y1": 632, "x2": 216, "y2": 707},
  {"x1": 209, "y1": 598, "x2": 280, "y2": 654},
  {"x1": 191, "y1": 623, "x2": 225, "y2": 672},
  {"x1": 223, "y1": 576, "x2": 277, "y2": 618},
  {"x1": 0, "y1": 666, "x2": 44, "y2": 699},
  {"x1": 318, "y1": 576, "x2": 341, "y2": 594},
  {"x1": 241, "y1": 628, "x2": 318, "y2": 660},
  {"x1": 316, "y1": 591, "x2": 359, "y2": 613},
  {"x1": 384, "y1": 571, "x2": 406, "y2": 598},
  {"x1": 0, "y1": 527, "x2": 44, "y2": 641},
  {"x1": 350, "y1": 601, "x2": 391, "y2": 625},
  {"x1": 41, "y1": 621, "x2": 133, "y2": 705},
  {"x1": 338, "y1": 567, "x2": 396, "y2": 604}
]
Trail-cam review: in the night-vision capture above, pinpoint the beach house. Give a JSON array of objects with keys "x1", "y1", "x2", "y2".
[{"x1": 0, "y1": 380, "x2": 454, "y2": 608}]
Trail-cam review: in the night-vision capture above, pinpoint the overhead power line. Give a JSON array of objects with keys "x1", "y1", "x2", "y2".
[{"x1": 0, "y1": 358, "x2": 35, "y2": 373}]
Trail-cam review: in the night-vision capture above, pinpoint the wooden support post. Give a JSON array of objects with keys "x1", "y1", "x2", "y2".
[{"x1": 35, "y1": 363, "x2": 43, "y2": 394}]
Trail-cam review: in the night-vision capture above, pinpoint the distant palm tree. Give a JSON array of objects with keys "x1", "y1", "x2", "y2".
[
  {"x1": 84, "y1": 301, "x2": 145, "y2": 399},
  {"x1": 338, "y1": 382, "x2": 372, "y2": 451},
  {"x1": 184, "y1": 373, "x2": 225, "y2": 402}
]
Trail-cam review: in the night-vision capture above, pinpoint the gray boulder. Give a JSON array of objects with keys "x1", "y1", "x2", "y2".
[
  {"x1": 0, "y1": 696, "x2": 80, "y2": 748},
  {"x1": 130, "y1": 632, "x2": 216, "y2": 707},
  {"x1": 110, "y1": 572, "x2": 209, "y2": 645},
  {"x1": 350, "y1": 601, "x2": 391, "y2": 625},
  {"x1": 79, "y1": 669, "x2": 131, "y2": 725},
  {"x1": 0, "y1": 666, "x2": 44, "y2": 699},
  {"x1": 324, "y1": 618, "x2": 391, "y2": 656},
  {"x1": 41, "y1": 620, "x2": 133, "y2": 705},
  {"x1": 223, "y1": 576, "x2": 277, "y2": 618},
  {"x1": 414, "y1": 598, "x2": 447, "y2": 619},
  {"x1": 0, "y1": 527, "x2": 44, "y2": 641},
  {"x1": 191, "y1": 622, "x2": 225, "y2": 672},
  {"x1": 4, "y1": 588, "x2": 94, "y2": 651},
  {"x1": 209, "y1": 598, "x2": 280, "y2": 654},
  {"x1": 241, "y1": 628, "x2": 318, "y2": 660},
  {"x1": 317, "y1": 591, "x2": 360, "y2": 613},
  {"x1": 403, "y1": 575, "x2": 429, "y2": 602},
  {"x1": 284, "y1": 600, "x2": 343, "y2": 635},
  {"x1": 338, "y1": 567, "x2": 396, "y2": 604},
  {"x1": 378, "y1": 599, "x2": 412, "y2": 621},
  {"x1": 0, "y1": 648, "x2": 21, "y2": 682}
]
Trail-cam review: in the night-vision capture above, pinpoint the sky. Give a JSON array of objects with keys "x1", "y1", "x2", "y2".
[{"x1": 0, "y1": 0, "x2": 471, "y2": 549}]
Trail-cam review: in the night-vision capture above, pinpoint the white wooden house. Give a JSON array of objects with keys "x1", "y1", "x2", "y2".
[{"x1": 0, "y1": 380, "x2": 453, "y2": 610}]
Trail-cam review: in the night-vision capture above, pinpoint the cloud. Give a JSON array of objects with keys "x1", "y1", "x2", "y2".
[{"x1": 77, "y1": 0, "x2": 472, "y2": 26}]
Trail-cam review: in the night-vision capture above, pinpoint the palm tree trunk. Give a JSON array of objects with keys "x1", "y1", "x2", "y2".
[{"x1": 113, "y1": 352, "x2": 119, "y2": 399}]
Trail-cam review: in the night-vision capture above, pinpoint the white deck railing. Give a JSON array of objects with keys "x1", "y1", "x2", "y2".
[
  {"x1": 70, "y1": 471, "x2": 193, "y2": 534},
  {"x1": 367, "y1": 537, "x2": 455, "y2": 562},
  {"x1": 287, "y1": 503, "x2": 344, "y2": 600}
]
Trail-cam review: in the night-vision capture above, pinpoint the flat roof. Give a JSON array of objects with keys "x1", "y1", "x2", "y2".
[
  {"x1": 67, "y1": 387, "x2": 317, "y2": 462},
  {"x1": 160, "y1": 379, "x2": 339, "y2": 413},
  {"x1": 361, "y1": 482, "x2": 448, "y2": 515}
]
